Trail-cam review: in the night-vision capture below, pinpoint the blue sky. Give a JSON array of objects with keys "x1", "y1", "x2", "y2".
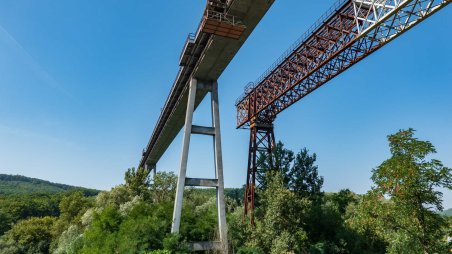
[{"x1": 0, "y1": 1, "x2": 451, "y2": 207}]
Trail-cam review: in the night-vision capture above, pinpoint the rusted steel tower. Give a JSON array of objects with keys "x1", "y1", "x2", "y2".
[
  {"x1": 243, "y1": 121, "x2": 275, "y2": 224},
  {"x1": 236, "y1": 0, "x2": 451, "y2": 222}
]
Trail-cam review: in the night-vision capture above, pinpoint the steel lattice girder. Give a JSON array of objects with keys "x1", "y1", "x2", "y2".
[{"x1": 236, "y1": 0, "x2": 450, "y2": 128}]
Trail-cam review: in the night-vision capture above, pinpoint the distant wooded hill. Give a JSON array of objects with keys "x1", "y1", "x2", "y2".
[
  {"x1": 440, "y1": 208, "x2": 452, "y2": 217},
  {"x1": 0, "y1": 174, "x2": 99, "y2": 196}
]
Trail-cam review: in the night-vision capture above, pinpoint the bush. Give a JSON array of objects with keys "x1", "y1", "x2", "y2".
[
  {"x1": 0, "y1": 216, "x2": 56, "y2": 253},
  {"x1": 237, "y1": 246, "x2": 265, "y2": 254}
]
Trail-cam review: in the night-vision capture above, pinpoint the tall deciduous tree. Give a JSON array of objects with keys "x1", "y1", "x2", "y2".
[
  {"x1": 350, "y1": 129, "x2": 452, "y2": 253},
  {"x1": 51, "y1": 191, "x2": 93, "y2": 252},
  {"x1": 125, "y1": 167, "x2": 151, "y2": 199},
  {"x1": 289, "y1": 148, "x2": 324, "y2": 201},
  {"x1": 258, "y1": 142, "x2": 323, "y2": 200},
  {"x1": 150, "y1": 172, "x2": 177, "y2": 203},
  {"x1": 252, "y1": 172, "x2": 310, "y2": 254},
  {"x1": 257, "y1": 141, "x2": 294, "y2": 189}
]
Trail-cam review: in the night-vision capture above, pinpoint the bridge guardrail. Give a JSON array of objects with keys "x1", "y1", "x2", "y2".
[{"x1": 235, "y1": 0, "x2": 348, "y2": 106}]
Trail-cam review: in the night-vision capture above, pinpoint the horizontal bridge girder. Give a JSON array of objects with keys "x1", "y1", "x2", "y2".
[
  {"x1": 185, "y1": 177, "x2": 218, "y2": 187},
  {"x1": 188, "y1": 241, "x2": 222, "y2": 251},
  {"x1": 191, "y1": 125, "x2": 216, "y2": 136}
]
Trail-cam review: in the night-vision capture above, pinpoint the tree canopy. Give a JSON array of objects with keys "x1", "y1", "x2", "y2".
[
  {"x1": 348, "y1": 129, "x2": 452, "y2": 253},
  {"x1": 1, "y1": 129, "x2": 451, "y2": 253}
]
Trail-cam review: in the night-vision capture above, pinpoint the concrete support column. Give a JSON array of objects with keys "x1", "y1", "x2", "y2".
[
  {"x1": 170, "y1": 79, "x2": 228, "y2": 253},
  {"x1": 171, "y1": 78, "x2": 197, "y2": 233},
  {"x1": 211, "y1": 81, "x2": 228, "y2": 252},
  {"x1": 145, "y1": 163, "x2": 157, "y2": 177}
]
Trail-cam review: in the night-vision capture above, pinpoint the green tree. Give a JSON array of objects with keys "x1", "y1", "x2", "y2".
[
  {"x1": 343, "y1": 192, "x2": 387, "y2": 253},
  {"x1": 95, "y1": 184, "x2": 132, "y2": 208},
  {"x1": 116, "y1": 201, "x2": 173, "y2": 253},
  {"x1": 236, "y1": 246, "x2": 265, "y2": 254},
  {"x1": 80, "y1": 173, "x2": 208, "y2": 253},
  {"x1": 349, "y1": 129, "x2": 452, "y2": 253},
  {"x1": 180, "y1": 194, "x2": 217, "y2": 242},
  {"x1": 289, "y1": 148, "x2": 323, "y2": 201},
  {"x1": 0, "y1": 216, "x2": 56, "y2": 254},
  {"x1": 125, "y1": 167, "x2": 152, "y2": 198},
  {"x1": 257, "y1": 141, "x2": 294, "y2": 189},
  {"x1": 304, "y1": 191, "x2": 359, "y2": 253},
  {"x1": 330, "y1": 189, "x2": 357, "y2": 215},
  {"x1": 150, "y1": 172, "x2": 177, "y2": 203},
  {"x1": 250, "y1": 172, "x2": 310, "y2": 253},
  {"x1": 257, "y1": 142, "x2": 323, "y2": 201},
  {"x1": 51, "y1": 191, "x2": 93, "y2": 252},
  {"x1": 0, "y1": 210, "x2": 12, "y2": 236},
  {"x1": 161, "y1": 233, "x2": 189, "y2": 254},
  {"x1": 53, "y1": 225, "x2": 84, "y2": 254},
  {"x1": 58, "y1": 191, "x2": 92, "y2": 223},
  {"x1": 81, "y1": 204, "x2": 122, "y2": 253},
  {"x1": 0, "y1": 194, "x2": 60, "y2": 234}
]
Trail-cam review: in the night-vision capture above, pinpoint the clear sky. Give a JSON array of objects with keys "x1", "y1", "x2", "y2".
[{"x1": 1, "y1": 1, "x2": 451, "y2": 207}]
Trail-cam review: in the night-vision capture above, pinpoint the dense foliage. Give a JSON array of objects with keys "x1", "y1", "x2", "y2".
[
  {"x1": 231, "y1": 142, "x2": 387, "y2": 253},
  {"x1": 347, "y1": 129, "x2": 452, "y2": 253},
  {"x1": 0, "y1": 129, "x2": 450, "y2": 253},
  {"x1": 0, "y1": 176, "x2": 99, "y2": 237}
]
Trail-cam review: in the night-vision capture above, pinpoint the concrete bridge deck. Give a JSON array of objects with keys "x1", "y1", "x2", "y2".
[{"x1": 139, "y1": 0, "x2": 275, "y2": 169}]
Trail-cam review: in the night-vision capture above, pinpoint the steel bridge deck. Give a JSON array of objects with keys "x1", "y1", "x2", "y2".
[{"x1": 236, "y1": 0, "x2": 451, "y2": 128}]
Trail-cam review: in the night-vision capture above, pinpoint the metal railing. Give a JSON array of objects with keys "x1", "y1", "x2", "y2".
[
  {"x1": 140, "y1": 0, "x2": 237, "y2": 168},
  {"x1": 235, "y1": 0, "x2": 349, "y2": 106},
  {"x1": 205, "y1": 10, "x2": 244, "y2": 27},
  {"x1": 179, "y1": 33, "x2": 196, "y2": 64}
]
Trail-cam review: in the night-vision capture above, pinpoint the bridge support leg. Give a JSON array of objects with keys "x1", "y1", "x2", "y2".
[
  {"x1": 171, "y1": 78, "x2": 228, "y2": 253},
  {"x1": 171, "y1": 78, "x2": 197, "y2": 234},
  {"x1": 212, "y1": 81, "x2": 228, "y2": 251},
  {"x1": 145, "y1": 163, "x2": 156, "y2": 177},
  {"x1": 244, "y1": 122, "x2": 275, "y2": 225}
]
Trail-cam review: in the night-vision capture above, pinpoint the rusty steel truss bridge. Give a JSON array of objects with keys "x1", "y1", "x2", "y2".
[
  {"x1": 139, "y1": 0, "x2": 450, "y2": 251},
  {"x1": 235, "y1": 0, "x2": 450, "y2": 224}
]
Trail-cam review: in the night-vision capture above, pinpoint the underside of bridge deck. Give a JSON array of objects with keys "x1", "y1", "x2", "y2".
[{"x1": 140, "y1": 0, "x2": 275, "y2": 169}]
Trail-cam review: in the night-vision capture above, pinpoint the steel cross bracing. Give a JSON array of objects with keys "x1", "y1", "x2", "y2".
[
  {"x1": 244, "y1": 123, "x2": 275, "y2": 225},
  {"x1": 236, "y1": 0, "x2": 451, "y2": 128}
]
